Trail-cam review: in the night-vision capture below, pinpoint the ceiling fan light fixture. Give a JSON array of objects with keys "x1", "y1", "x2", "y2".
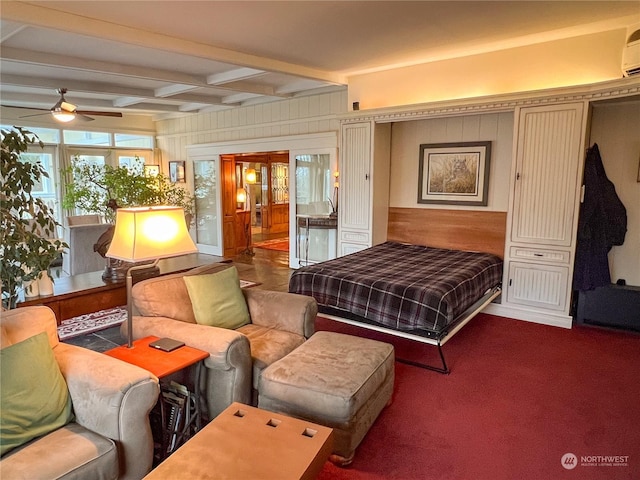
[{"x1": 51, "y1": 109, "x2": 76, "y2": 122}]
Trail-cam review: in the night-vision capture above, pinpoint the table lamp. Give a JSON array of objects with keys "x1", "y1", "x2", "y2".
[{"x1": 106, "y1": 206, "x2": 197, "y2": 348}]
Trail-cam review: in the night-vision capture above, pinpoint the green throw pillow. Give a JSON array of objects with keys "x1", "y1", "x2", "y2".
[
  {"x1": 1, "y1": 332, "x2": 73, "y2": 456},
  {"x1": 184, "y1": 266, "x2": 251, "y2": 329}
]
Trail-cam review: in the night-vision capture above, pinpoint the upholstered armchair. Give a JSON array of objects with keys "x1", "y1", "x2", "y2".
[
  {"x1": 0, "y1": 306, "x2": 159, "y2": 480},
  {"x1": 62, "y1": 215, "x2": 111, "y2": 275},
  {"x1": 124, "y1": 262, "x2": 317, "y2": 419}
]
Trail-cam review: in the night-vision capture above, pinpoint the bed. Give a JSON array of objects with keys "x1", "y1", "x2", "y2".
[{"x1": 288, "y1": 241, "x2": 503, "y2": 373}]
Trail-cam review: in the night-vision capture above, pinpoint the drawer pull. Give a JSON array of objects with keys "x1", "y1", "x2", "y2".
[{"x1": 534, "y1": 253, "x2": 544, "y2": 257}]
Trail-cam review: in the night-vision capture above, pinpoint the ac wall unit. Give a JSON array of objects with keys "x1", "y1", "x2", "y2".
[{"x1": 622, "y1": 27, "x2": 640, "y2": 77}]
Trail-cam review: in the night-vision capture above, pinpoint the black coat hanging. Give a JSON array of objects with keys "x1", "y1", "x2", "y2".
[{"x1": 572, "y1": 143, "x2": 627, "y2": 291}]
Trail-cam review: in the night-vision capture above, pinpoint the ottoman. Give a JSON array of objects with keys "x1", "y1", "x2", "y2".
[{"x1": 258, "y1": 331, "x2": 395, "y2": 466}]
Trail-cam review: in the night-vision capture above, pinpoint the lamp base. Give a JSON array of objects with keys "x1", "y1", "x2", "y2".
[{"x1": 102, "y1": 258, "x2": 160, "y2": 282}]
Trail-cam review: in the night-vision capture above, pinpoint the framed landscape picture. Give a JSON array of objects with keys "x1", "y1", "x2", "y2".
[{"x1": 418, "y1": 141, "x2": 491, "y2": 206}]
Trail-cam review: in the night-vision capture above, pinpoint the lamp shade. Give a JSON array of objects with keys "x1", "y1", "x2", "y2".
[
  {"x1": 106, "y1": 206, "x2": 197, "y2": 262},
  {"x1": 236, "y1": 187, "x2": 247, "y2": 203},
  {"x1": 245, "y1": 168, "x2": 257, "y2": 184}
]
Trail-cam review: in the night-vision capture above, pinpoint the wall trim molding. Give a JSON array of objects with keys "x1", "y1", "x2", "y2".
[
  {"x1": 341, "y1": 77, "x2": 640, "y2": 124},
  {"x1": 186, "y1": 131, "x2": 338, "y2": 158}
]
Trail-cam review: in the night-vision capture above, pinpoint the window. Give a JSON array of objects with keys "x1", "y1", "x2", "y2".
[
  {"x1": 0, "y1": 125, "x2": 60, "y2": 144},
  {"x1": 22, "y1": 146, "x2": 62, "y2": 227},
  {"x1": 63, "y1": 130, "x2": 111, "y2": 146},
  {"x1": 118, "y1": 151, "x2": 151, "y2": 170},
  {"x1": 114, "y1": 133, "x2": 153, "y2": 148}
]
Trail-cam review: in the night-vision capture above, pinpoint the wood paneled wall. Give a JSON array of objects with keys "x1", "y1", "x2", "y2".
[{"x1": 387, "y1": 208, "x2": 507, "y2": 258}]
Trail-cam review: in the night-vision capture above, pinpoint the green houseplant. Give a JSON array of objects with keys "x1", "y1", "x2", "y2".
[
  {"x1": 1, "y1": 127, "x2": 67, "y2": 309},
  {"x1": 62, "y1": 158, "x2": 195, "y2": 224},
  {"x1": 61, "y1": 157, "x2": 195, "y2": 280}
]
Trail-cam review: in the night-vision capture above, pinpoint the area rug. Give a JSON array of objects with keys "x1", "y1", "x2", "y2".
[
  {"x1": 57, "y1": 306, "x2": 127, "y2": 341},
  {"x1": 57, "y1": 279, "x2": 259, "y2": 340},
  {"x1": 253, "y1": 238, "x2": 289, "y2": 252}
]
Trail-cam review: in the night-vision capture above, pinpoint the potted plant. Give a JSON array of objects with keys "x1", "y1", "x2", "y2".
[
  {"x1": 62, "y1": 157, "x2": 194, "y2": 224},
  {"x1": 61, "y1": 157, "x2": 195, "y2": 280},
  {"x1": 1, "y1": 127, "x2": 67, "y2": 309}
]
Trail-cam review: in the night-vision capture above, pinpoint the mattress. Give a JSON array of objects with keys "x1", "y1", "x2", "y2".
[{"x1": 289, "y1": 241, "x2": 503, "y2": 334}]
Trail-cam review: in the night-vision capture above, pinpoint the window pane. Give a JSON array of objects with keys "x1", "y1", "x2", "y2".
[
  {"x1": 20, "y1": 150, "x2": 62, "y2": 226},
  {"x1": 63, "y1": 130, "x2": 111, "y2": 146},
  {"x1": 1, "y1": 125, "x2": 60, "y2": 143},
  {"x1": 72, "y1": 154, "x2": 106, "y2": 167},
  {"x1": 114, "y1": 133, "x2": 153, "y2": 148},
  {"x1": 118, "y1": 154, "x2": 148, "y2": 171}
]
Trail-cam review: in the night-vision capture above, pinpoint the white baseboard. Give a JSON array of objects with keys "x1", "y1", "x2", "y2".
[{"x1": 484, "y1": 304, "x2": 573, "y2": 329}]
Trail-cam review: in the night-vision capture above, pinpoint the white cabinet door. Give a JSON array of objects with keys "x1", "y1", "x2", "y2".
[
  {"x1": 511, "y1": 103, "x2": 585, "y2": 247},
  {"x1": 506, "y1": 262, "x2": 569, "y2": 311},
  {"x1": 340, "y1": 122, "x2": 372, "y2": 235}
]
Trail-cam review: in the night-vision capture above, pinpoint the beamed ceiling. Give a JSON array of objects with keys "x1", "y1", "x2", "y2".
[{"x1": 1, "y1": 1, "x2": 639, "y2": 121}]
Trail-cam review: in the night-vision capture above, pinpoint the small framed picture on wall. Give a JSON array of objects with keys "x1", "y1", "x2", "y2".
[{"x1": 169, "y1": 161, "x2": 186, "y2": 183}]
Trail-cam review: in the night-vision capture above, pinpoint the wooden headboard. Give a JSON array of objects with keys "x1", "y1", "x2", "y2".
[{"x1": 387, "y1": 207, "x2": 507, "y2": 258}]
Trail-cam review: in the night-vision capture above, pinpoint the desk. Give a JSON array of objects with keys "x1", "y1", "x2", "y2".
[
  {"x1": 105, "y1": 336, "x2": 209, "y2": 462},
  {"x1": 296, "y1": 214, "x2": 337, "y2": 267},
  {"x1": 17, "y1": 253, "x2": 223, "y2": 325},
  {"x1": 143, "y1": 402, "x2": 333, "y2": 480}
]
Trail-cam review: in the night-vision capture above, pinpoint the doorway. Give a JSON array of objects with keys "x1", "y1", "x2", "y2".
[
  {"x1": 233, "y1": 152, "x2": 290, "y2": 252},
  {"x1": 186, "y1": 132, "x2": 338, "y2": 267}
]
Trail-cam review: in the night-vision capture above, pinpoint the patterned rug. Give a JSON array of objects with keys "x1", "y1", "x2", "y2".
[
  {"x1": 254, "y1": 238, "x2": 289, "y2": 252},
  {"x1": 57, "y1": 279, "x2": 259, "y2": 340},
  {"x1": 57, "y1": 306, "x2": 127, "y2": 341}
]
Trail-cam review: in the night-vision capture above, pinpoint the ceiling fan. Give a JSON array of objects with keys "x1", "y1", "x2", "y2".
[{"x1": 16, "y1": 88, "x2": 123, "y2": 123}]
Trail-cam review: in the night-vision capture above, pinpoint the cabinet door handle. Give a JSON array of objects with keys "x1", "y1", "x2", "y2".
[
  {"x1": 365, "y1": 173, "x2": 370, "y2": 180},
  {"x1": 516, "y1": 173, "x2": 521, "y2": 180}
]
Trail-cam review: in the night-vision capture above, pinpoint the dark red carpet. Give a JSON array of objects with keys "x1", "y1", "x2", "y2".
[{"x1": 315, "y1": 314, "x2": 640, "y2": 480}]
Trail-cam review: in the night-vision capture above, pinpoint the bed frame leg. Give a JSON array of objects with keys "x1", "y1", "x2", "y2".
[{"x1": 396, "y1": 341, "x2": 450, "y2": 374}]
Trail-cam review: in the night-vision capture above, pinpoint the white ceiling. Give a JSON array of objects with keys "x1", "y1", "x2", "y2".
[{"x1": 1, "y1": 1, "x2": 639, "y2": 121}]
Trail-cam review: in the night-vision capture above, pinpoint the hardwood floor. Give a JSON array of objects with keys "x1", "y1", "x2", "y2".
[{"x1": 63, "y1": 249, "x2": 293, "y2": 352}]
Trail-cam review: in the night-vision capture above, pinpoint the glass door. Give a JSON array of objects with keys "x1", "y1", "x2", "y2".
[
  {"x1": 193, "y1": 158, "x2": 222, "y2": 256},
  {"x1": 289, "y1": 148, "x2": 338, "y2": 268}
]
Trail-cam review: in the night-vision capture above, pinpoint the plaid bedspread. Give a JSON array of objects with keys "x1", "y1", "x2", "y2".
[{"x1": 289, "y1": 242, "x2": 503, "y2": 333}]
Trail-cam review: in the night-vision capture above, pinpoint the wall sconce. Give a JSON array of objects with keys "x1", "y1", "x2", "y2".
[
  {"x1": 236, "y1": 187, "x2": 247, "y2": 204},
  {"x1": 332, "y1": 171, "x2": 339, "y2": 215},
  {"x1": 245, "y1": 168, "x2": 257, "y2": 185}
]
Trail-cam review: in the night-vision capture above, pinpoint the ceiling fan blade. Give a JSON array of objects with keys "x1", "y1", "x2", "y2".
[
  {"x1": 76, "y1": 113, "x2": 95, "y2": 122},
  {"x1": 76, "y1": 111, "x2": 123, "y2": 118},
  {"x1": 3, "y1": 105, "x2": 51, "y2": 112},
  {"x1": 18, "y1": 112, "x2": 50, "y2": 119}
]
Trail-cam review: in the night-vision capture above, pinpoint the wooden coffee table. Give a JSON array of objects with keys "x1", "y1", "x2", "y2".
[{"x1": 143, "y1": 402, "x2": 333, "y2": 480}]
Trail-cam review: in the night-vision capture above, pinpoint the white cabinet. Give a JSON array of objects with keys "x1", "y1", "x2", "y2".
[
  {"x1": 338, "y1": 121, "x2": 391, "y2": 255},
  {"x1": 502, "y1": 102, "x2": 587, "y2": 324}
]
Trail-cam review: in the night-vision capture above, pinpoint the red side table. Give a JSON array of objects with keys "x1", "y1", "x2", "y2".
[{"x1": 105, "y1": 336, "x2": 209, "y2": 461}]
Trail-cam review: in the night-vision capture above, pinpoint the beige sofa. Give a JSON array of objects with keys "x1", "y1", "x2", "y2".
[
  {"x1": 125, "y1": 262, "x2": 318, "y2": 419},
  {"x1": 0, "y1": 306, "x2": 159, "y2": 480}
]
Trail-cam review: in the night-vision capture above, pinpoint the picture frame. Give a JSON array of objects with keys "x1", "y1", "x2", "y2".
[
  {"x1": 169, "y1": 161, "x2": 186, "y2": 183},
  {"x1": 418, "y1": 141, "x2": 491, "y2": 206},
  {"x1": 144, "y1": 165, "x2": 160, "y2": 177}
]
